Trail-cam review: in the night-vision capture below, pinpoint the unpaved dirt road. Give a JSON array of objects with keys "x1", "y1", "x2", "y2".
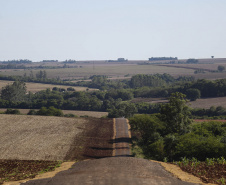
[
  {"x1": 114, "y1": 118, "x2": 131, "y2": 157},
  {"x1": 21, "y1": 157, "x2": 198, "y2": 185},
  {"x1": 20, "y1": 118, "x2": 199, "y2": 185}
]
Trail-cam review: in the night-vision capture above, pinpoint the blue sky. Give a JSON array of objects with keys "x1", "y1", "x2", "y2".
[{"x1": 0, "y1": 0, "x2": 226, "y2": 61}]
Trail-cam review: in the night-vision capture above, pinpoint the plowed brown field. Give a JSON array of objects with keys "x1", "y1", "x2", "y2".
[{"x1": 0, "y1": 115, "x2": 113, "y2": 161}]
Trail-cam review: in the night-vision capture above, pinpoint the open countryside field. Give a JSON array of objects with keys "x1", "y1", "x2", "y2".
[
  {"x1": 0, "y1": 80, "x2": 97, "y2": 93},
  {"x1": 188, "y1": 96, "x2": 226, "y2": 109},
  {"x1": 0, "y1": 109, "x2": 108, "y2": 118},
  {"x1": 0, "y1": 115, "x2": 113, "y2": 161},
  {"x1": 132, "y1": 97, "x2": 226, "y2": 110},
  {"x1": 158, "y1": 63, "x2": 226, "y2": 71},
  {"x1": 157, "y1": 62, "x2": 226, "y2": 80},
  {"x1": 0, "y1": 65, "x2": 194, "y2": 80}
]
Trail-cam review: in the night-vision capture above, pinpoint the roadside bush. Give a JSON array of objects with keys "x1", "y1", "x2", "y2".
[
  {"x1": 27, "y1": 109, "x2": 37, "y2": 115},
  {"x1": 64, "y1": 113, "x2": 78, "y2": 118},
  {"x1": 36, "y1": 106, "x2": 64, "y2": 117},
  {"x1": 175, "y1": 133, "x2": 225, "y2": 160},
  {"x1": 4, "y1": 108, "x2": 20, "y2": 115}
]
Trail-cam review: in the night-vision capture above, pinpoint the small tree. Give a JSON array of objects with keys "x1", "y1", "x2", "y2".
[
  {"x1": 186, "y1": 88, "x2": 201, "y2": 101},
  {"x1": 218, "y1": 65, "x2": 225, "y2": 72}
]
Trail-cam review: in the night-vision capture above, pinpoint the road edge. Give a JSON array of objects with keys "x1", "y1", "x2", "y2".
[
  {"x1": 153, "y1": 160, "x2": 216, "y2": 185},
  {"x1": 3, "y1": 162, "x2": 76, "y2": 185},
  {"x1": 112, "y1": 118, "x2": 116, "y2": 157}
]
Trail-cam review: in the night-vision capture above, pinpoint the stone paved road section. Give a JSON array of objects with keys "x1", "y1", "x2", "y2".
[
  {"x1": 114, "y1": 118, "x2": 131, "y2": 157},
  {"x1": 21, "y1": 157, "x2": 199, "y2": 185}
]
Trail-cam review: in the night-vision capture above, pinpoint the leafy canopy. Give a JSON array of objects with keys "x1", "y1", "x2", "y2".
[
  {"x1": 160, "y1": 92, "x2": 192, "y2": 135},
  {"x1": 1, "y1": 80, "x2": 27, "y2": 102}
]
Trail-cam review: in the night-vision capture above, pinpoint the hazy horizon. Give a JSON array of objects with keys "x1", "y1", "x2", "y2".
[{"x1": 1, "y1": 0, "x2": 226, "y2": 61}]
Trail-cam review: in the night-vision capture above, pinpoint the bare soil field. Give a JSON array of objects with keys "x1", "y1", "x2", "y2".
[
  {"x1": 188, "y1": 97, "x2": 226, "y2": 109},
  {"x1": 157, "y1": 63, "x2": 226, "y2": 80},
  {"x1": 131, "y1": 97, "x2": 226, "y2": 110},
  {"x1": 0, "y1": 80, "x2": 96, "y2": 93},
  {"x1": 158, "y1": 63, "x2": 226, "y2": 71},
  {"x1": 0, "y1": 115, "x2": 113, "y2": 161},
  {"x1": 0, "y1": 109, "x2": 108, "y2": 118},
  {"x1": 131, "y1": 97, "x2": 168, "y2": 104},
  {"x1": 193, "y1": 72, "x2": 226, "y2": 80}
]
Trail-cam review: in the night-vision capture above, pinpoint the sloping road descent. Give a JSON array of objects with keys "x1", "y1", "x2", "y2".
[{"x1": 20, "y1": 118, "x2": 199, "y2": 185}]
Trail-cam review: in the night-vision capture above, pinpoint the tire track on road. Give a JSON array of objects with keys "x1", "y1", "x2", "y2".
[{"x1": 114, "y1": 118, "x2": 131, "y2": 157}]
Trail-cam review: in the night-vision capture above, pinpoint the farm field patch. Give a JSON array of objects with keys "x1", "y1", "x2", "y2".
[
  {"x1": 188, "y1": 97, "x2": 226, "y2": 109},
  {"x1": 131, "y1": 97, "x2": 226, "y2": 110},
  {"x1": 158, "y1": 63, "x2": 226, "y2": 71},
  {"x1": 131, "y1": 97, "x2": 168, "y2": 104},
  {"x1": 0, "y1": 115, "x2": 113, "y2": 161},
  {"x1": 0, "y1": 80, "x2": 96, "y2": 93},
  {"x1": 0, "y1": 65, "x2": 194, "y2": 79}
]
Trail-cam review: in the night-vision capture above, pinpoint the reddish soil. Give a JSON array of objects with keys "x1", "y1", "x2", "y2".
[
  {"x1": 0, "y1": 160, "x2": 61, "y2": 184},
  {"x1": 179, "y1": 162, "x2": 226, "y2": 184}
]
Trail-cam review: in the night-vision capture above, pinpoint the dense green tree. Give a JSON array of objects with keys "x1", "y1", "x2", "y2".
[
  {"x1": 186, "y1": 59, "x2": 199, "y2": 64},
  {"x1": 160, "y1": 92, "x2": 192, "y2": 135},
  {"x1": 186, "y1": 88, "x2": 201, "y2": 101},
  {"x1": 218, "y1": 65, "x2": 225, "y2": 72},
  {"x1": 108, "y1": 102, "x2": 137, "y2": 118},
  {"x1": 4, "y1": 108, "x2": 20, "y2": 114},
  {"x1": 1, "y1": 81, "x2": 27, "y2": 102},
  {"x1": 130, "y1": 114, "x2": 165, "y2": 143}
]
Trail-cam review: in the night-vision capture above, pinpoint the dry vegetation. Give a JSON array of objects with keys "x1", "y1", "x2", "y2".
[
  {"x1": 0, "y1": 109, "x2": 108, "y2": 118},
  {"x1": 0, "y1": 80, "x2": 96, "y2": 93}
]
